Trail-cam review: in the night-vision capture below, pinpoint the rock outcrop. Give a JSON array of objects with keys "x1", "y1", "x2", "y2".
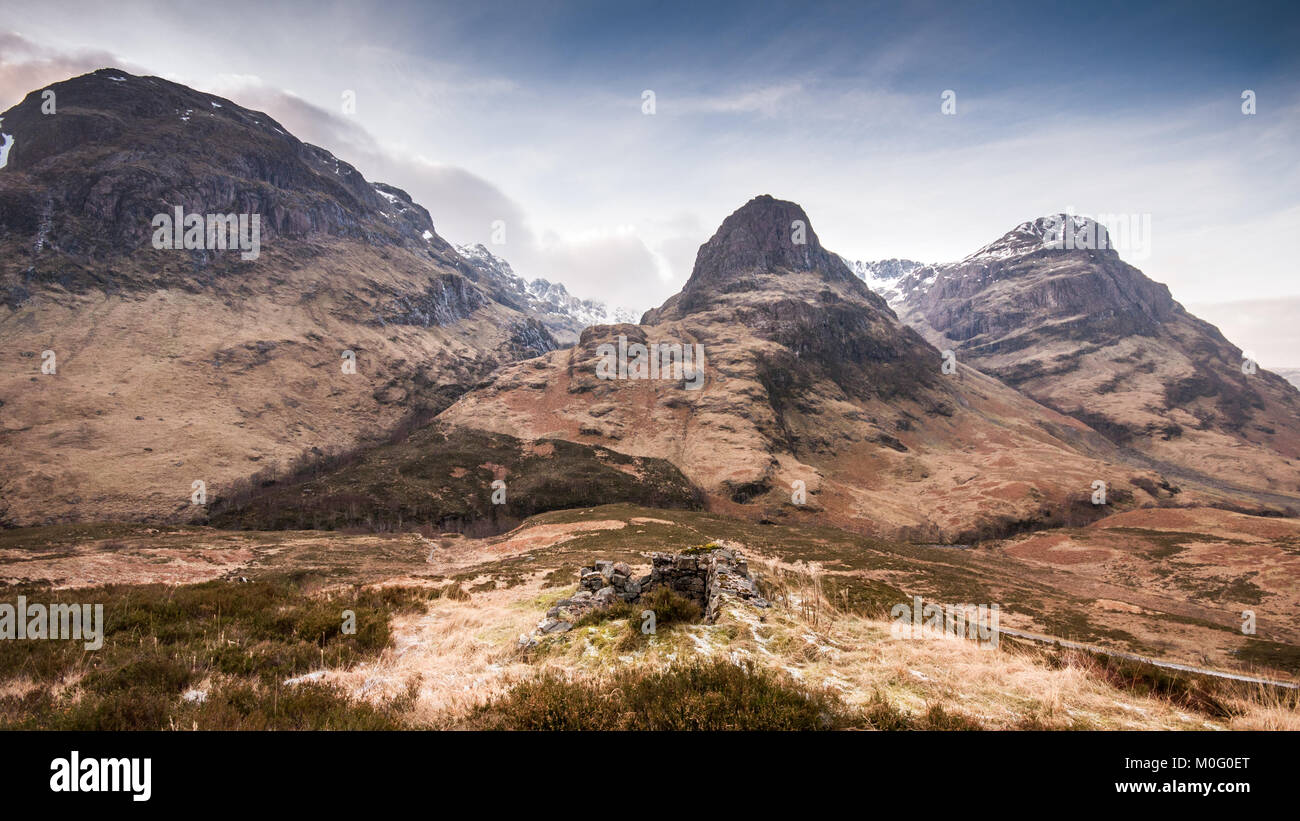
[{"x1": 535, "y1": 547, "x2": 768, "y2": 635}]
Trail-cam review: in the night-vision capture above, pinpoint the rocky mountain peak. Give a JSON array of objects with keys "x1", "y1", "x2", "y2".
[
  {"x1": 684, "y1": 194, "x2": 858, "y2": 289},
  {"x1": 887, "y1": 212, "x2": 1300, "y2": 504},
  {"x1": 0, "y1": 67, "x2": 448, "y2": 276},
  {"x1": 966, "y1": 213, "x2": 1116, "y2": 262},
  {"x1": 651, "y1": 195, "x2": 875, "y2": 322}
]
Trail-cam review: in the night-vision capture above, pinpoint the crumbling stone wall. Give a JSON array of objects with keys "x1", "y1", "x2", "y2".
[{"x1": 536, "y1": 547, "x2": 768, "y2": 635}]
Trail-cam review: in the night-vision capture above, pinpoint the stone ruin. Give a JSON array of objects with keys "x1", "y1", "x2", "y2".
[{"x1": 535, "y1": 546, "x2": 769, "y2": 636}]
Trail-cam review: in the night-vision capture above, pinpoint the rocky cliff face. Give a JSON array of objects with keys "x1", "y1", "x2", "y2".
[
  {"x1": 440, "y1": 196, "x2": 1182, "y2": 541},
  {"x1": 843, "y1": 257, "x2": 926, "y2": 305},
  {"x1": 0, "y1": 70, "x2": 436, "y2": 267},
  {"x1": 455, "y1": 243, "x2": 637, "y2": 345},
  {"x1": 890, "y1": 215, "x2": 1300, "y2": 504},
  {"x1": 649, "y1": 194, "x2": 877, "y2": 320},
  {"x1": 644, "y1": 195, "x2": 942, "y2": 406},
  {"x1": 0, "y1": 69, "x2": 556, "y2": 525}
]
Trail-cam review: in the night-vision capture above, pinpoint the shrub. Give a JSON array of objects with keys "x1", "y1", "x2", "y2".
[
  {"x1": 0, "y1": 577, "x2": 432, "y2": 730},
  {"x1": 462, "y1": 659, "x2": 862, "y2": 730},
  {"x1": 641, "y1": 587, "x2": 702, "y2": 627}
]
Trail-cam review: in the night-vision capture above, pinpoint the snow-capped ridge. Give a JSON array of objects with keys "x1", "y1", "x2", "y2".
[
  {"x1": 454, "y1": 243, "x2": 639, "y2": 342},
  {"x1": 964, "y1": 213, "x2": 1114, "y2": 262}
]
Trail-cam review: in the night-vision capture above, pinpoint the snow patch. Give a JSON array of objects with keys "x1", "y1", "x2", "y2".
[{"x1": 373, "y1": 186, "x2": 403, "y2": 206}]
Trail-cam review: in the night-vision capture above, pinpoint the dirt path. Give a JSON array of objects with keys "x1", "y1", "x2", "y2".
[{"x1": 998, "y1": 625, "x2": 1298, "y2": 689}]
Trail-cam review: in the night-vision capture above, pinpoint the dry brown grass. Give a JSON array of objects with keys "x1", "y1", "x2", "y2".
[
  {"x1": 3, "y1": 514, "x2": 1294, "y2": 731},
  {"x1": 313, "y1": 555, "x2": 1298, "y2": 731}
]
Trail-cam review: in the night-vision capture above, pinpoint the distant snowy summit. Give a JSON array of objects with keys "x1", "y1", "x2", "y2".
[
  {"x1": 843, "y1": 215, "x2": 1130, "y2": 310},
  {"x1": 841, "y1": 257, "x2": 927, "y2": 307},
  {"x1": 455, "y1": 243, "x2": 639, "y2": 345}
]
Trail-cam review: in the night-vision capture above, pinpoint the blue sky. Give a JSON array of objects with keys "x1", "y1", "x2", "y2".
[{"x1": 1, "y1": 0, "x2": 1297, "y2": 362}]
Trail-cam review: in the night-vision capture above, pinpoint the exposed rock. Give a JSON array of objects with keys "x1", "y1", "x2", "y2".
[{"x1": 533, "y1": 547, "x2": 768, "y2": 637}]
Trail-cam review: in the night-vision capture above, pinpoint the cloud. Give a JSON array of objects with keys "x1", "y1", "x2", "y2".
[
  {"x1": 0, "y1": 31, "x2": 146, "y2": 109},
  {"x1": 670, "y1": 82, "x2": 805, "y2": 117},
  {"x1": 530, "y1": 229, "x2": 672, "y2": 310},
  {"x1": 204, "y1": 76, "x2": 671, "y2": 310},
  {"x1": 1, "y1": 40, "x2": 655, "y2": 310},
  {"x1": 5, "y1": 13, "x2": 1297, "y2": 328},
  {"x1": 1186, "y1": 297, "x2": 1300, "y2": 370}
]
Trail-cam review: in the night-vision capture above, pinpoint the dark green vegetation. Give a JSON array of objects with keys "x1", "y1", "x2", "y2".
[
  {"x1": 573, "y1": 587, "x2": 702, "y2": 631},
  {"x1": 570, "y1": 587, "x2": 704, "y2": 652},
  {"x1": 0, "y1": 575, "x2": 441, "y2": 729},
  {"x1": 460, "y1": 659, "x2": 863, "y2": 730},
  {"x1": 209, "y1": 426, "x2": 704, "y2": 534},
  {"x1": 1104, "y1": 527, "x2": 1231, "y2": 559},
  {"x1": 0, "y1": 522, "x2": 210, "y2": 560},
  {"x1": 1036, "y1": 644, "x2": 1298, "y2": 719},
  {"x1": 1235, "y1": 639, "x2": 1300, "y2": 677},
  {"x1": 459, "y1": 659, "x2": 1031, "y2": 730},
  {"x1": 861, "y1": 696, "x2": 988, "y2": 731}
]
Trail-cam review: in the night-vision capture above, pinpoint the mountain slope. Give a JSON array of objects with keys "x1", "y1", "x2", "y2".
[
  {"x1": 455, "y1": 243, "x2": 637, "y2": 345},
  {"x1": 890, "y1": 215, "x2": 1300, "y2": 505},
  {"x1": 842, "y1": 257, "x2": 926, "y2": 305},
  {"x1": 1275, "y1": 368, "x2": 1300, "y2": 392},
  {"x1": 439, "y1": 196, "x2": 1181, "y2": 541},
  {"x1": 0, "y1": 69, "x2": 557, "y2": 525}
]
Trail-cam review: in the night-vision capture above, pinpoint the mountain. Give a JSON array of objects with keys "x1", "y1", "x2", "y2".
[
  {"x1": 889, "y1": 215, "x2": 1300, "y2": 505},
  {"x1": 842, "y1": 257, "x2": 927, "y2": 305},
  {"x1": 455, "y1": 243, "x2": 638, "y2": 345},
  {"x1": 438, "y1": 195, "x2": 1183, "y2": 541},
  {"x1": 0, "y1": 69, "x2": 558, "y2": 525},
  {"x1": 1276, "y1": 368, "x2": 1300, "y2": 391}
]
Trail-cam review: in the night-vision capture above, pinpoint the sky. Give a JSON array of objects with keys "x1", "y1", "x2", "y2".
[{"x1": 1, "y1": 0, "x2": 1298, "y2": 364}]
